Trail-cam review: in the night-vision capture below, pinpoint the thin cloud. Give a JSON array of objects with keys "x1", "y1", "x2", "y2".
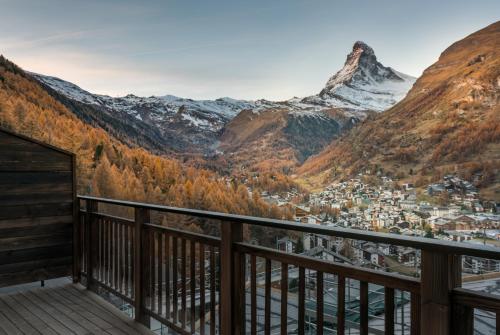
[{"x1": 1, "y1": 29, "x2": 101, "y2": 50}]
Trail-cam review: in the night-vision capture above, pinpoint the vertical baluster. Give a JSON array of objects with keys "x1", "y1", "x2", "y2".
[
  {"x1": 199, "y1": 243, "x2": 205, "y2": 335},
  {"x1": 317, "y1": 271, "x2": 324, "y2": 335},
  {"x1": 190, "y1": 241, "x2": 196, "y2": 333},
  {"x1": 218, "y1": 251, "x2": 222, "y2": 331},
  {"x1": 360, "y1": 281, "x2": 369, "y2": 335},
  {"x1": 496, "y1": 311, "x2": 500, "y2": 335},
  {"x1": 165, "y1": 234, "x2": 171, "y2": 319},
  {"x1": 108, "y1": 219, "x2": 112, "y2": 286},
  {"x1": 124, "y1": 224, "x2": 130, "y2": 297},
  {"x1": 385, "y1": 287, "x2": 395, "y2": 335},
  {"x1": 410, "y1": 292, "x2": 421, "y2": 335},
  {"x1": 114, "y1": 220, "x2": 118, "y2": 289},
  {"x1": 264, "y1": 259, "x2": 271, "y2": 335},
  {"x1": 281, "y1": 263, "x2": 288, "y2": 334},
  {"x1": 173, "y1": 237, "x2": 178, "y2": 324},
  {"x1": 86, "y1": 199, "x2": 98, "y2": 290},
  {"x1": 181, "y1": 238, "x2": 187, "y2": 329},
  {"x1": 251, "y1": 255, "x2": 257, "y2": 335},
  {"x1": 130, "y1": 222, "x2": 134, "y2": 298},
  {"x1": 150, "y1": 230, "x2": 156, "y2": 313},
  {"x1": 120, "y1": 223, "x2": 125, "y2": 293},
  {"x1": 298, "y1": 267, "x2": 305, "y2": 335},
  {"x1": 210, "y1": 246, "x2": 216, "y2": 335},
  {"x1": 337, "y1": 275, "x2": 345, "y2": 335},
  {"x1": 158, "y1": 232, "x2": 163, "y2": 316},
  {"x1": 134, "y1": 207, "x2": 150, "y2": 326},
  {"x1": 117, "y1": 223, "x2": 122, "y2": 292},
  {"x1": 99, "y1": 219, "x2": 103, "y2": 281}
]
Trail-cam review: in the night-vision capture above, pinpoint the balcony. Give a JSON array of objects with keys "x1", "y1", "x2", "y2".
[{"x1": 1, "y1": 127, "x2": 500, "y2": 334}]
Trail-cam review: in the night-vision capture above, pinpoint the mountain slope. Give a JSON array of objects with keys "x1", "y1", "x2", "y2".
[
  {"x1": 217, "y1": 42, "x2": 414, "y2": 172},
  {"x1": 31, "y1": 42, "x2": 414, "y2": 164},
  {"x1": 298, "y1": 21, "x2": 500, "y2": 198},
  {"x1": 0, "y1": 55, "x2": 290, "y2": 222}
]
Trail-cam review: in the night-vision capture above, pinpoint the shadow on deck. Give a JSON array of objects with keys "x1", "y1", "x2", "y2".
[{"x1": 0, "y1": 279, "x2": 154, "y2": 335}]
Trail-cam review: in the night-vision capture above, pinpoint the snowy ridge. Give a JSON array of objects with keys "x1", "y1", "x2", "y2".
[{"x1": 30, "y1": 41, "x2": 415, "y2": 141}]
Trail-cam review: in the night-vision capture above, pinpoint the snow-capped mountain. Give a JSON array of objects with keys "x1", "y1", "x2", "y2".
[
  {"x1": 30, "y1": 41, "x2": 415, "y2": 158},
  {"x1": 301, "y1": 41, "x2": 416, "y2": 112}
]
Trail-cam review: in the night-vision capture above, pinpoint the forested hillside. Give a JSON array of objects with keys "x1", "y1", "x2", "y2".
[
  {"x1": 0, "y1": 56, "x2": 290, "y2": 225},
  {"x1": 298, "y1": 22, "x2": 500, "y2": 199}
]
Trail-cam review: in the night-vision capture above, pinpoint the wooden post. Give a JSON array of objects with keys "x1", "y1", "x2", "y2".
[
  {"x1": 73, "y1": 197, "x2": 81, "y2": 283},
  {"x1": 134, "y1": 207, "x2": 150, "y2": 327},
  {"x1": 86, "y1": 199, "x2": 98, "y2": 291},
  {"x1": 420, "y1": 251, "x2": 462, "y2": 335},
  {"x1": 220, "y1": 221, "x2": 244, "y2": 335}
]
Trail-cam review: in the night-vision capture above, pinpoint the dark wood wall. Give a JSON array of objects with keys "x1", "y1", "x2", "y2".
[{"x1": 0, "y1": 129, "x2": 75, "y2": 288}]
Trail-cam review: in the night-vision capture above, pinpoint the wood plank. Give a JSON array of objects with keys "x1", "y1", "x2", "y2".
[
  {"x1": 173, "y1": 237, "x2": 179, "y2": 324},
  {"x1": 165, "y1": 234, "x2": 171, "y2": 320},
  {"x1": 0, "y1": 183, "x2": 72, "y2": 196},
  {"x1": 0, "y1": 265, "x2": 71, "y2": 288},
  {"x1": 385, "y1": 287, "x2": 395, "y2": 335},
  {"x1": 317, "y1": 271, "x2": 324, "y2": 335},
  {"x1": 411, "y1": 292, "x2": 421, "y2": 335},
  {"x1": 360, "y1": 281, "x2": 368, "y2": 335},
  {"x1": 298, "y1": 267, "x2": 305, "y2": 335},
  {"x1": 47, "y1": 287, "x2": 120, "y2": 334},
  {"x1": 136, "y1": 208, "x2": 151, "y2": 327},
  {"x1": 251, "y1": 255, "x2": 257, "y2": 335},
  {"x1": 0, "y1": 231, "x2": 72, "y2": 252},
  {"x1": 10, "y1": 291, "x2": 76, "y2": 335},
  {"x1": 190, "y1": 240, "x2": 196, "y2": 332},
  {"x1": 0, "y1": 132, "x2": 72, "y2": 156},
  {"x1": 0, "y1": 191, "x2": 73, "y2": 206},
  {"x1": 0, "y1": 244, "x2": 72, "y2": 265},
  {"x1": 0, "y1": 256, "x2": 72, "y2": 274},
  {"x1": 0, "y1": 171, "x2": 71, "y2": 186},
  {"x1": 181, "y1": 238, "x2": 187, "y2": 329},
  {"x1": 264, "y1": 259, "x2": 271, "y2": 335},
  {"x1": 209, "y1": 246, "x2": 216, "y2": 335},
  {"x1": 54, "y1": 286, "x2": 138, "y2": 335},
  {"x1": 35, "y1": 286, "x2": 109, "y2": 334},
  {"x1": 0, "y1": 215, "x2": 72, "y2": 230},
  {"x1": 64, "y1": 285, "x2": 154, "y2": 335},
  {"x1": 0, "y1": 222, "x2": 72, "y2": 239},
  {"x1": 0, "y1": 203, "x2": 72, "y2": 220},
  {"x1": 281, "y1": 263, "x2": 288, "y2": 335},
  {"x1": 24, "y1": 290, "x2": 90, "y2": 335},
  {"x1": 125, "y1": 224, "x2": 130, "y2": 298},
  {"x1": 199, "y1": 243, "x2": 205, "y2": 335},
  {"x1": 1, "y1": 294, "x2": 57, "y2": 335},
  {"x1": 150, "y1": 230, "x2": 156, "y2": 313},
  {"x1": 337, "y1": 275, "x2": 345, "y2": 335},
  {"x1": 0, "y1": 309, "x2": 22, "y2": 335},
  {"x1": 0, "y1": 295, "x2": 41, "y2": 334},
  {"x1": 421, "y1": 252, "x2": 461, "y2": 335}
]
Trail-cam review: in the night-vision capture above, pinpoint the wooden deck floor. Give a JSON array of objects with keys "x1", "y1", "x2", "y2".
[{"x1": 0, "y1": 282, "x2": 154, "y2": 335}]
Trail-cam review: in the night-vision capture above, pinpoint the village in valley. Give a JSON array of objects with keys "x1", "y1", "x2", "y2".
[{"x1": 256, "y1": 174, "x2": 500, "y2": 277}]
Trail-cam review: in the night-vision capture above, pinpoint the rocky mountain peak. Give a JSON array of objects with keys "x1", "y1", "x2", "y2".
[{"x1": 312, "y1": 41, "x2": 416, "y2": 111}]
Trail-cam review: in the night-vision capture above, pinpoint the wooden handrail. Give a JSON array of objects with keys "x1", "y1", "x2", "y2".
[{"x1": 77, "y1": 195, "x2": 500, "y2": 260}]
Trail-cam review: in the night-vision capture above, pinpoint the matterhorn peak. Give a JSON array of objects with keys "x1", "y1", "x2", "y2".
[
  {"x1": 352, "y1": 41, "x2": 375, "y2": 56},
  {"x1": 307, "y1": 41, "x2": 416, "y2": 112}
]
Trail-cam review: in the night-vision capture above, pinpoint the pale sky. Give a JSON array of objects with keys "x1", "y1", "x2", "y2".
[{"x1": 0, "y1": 0, "x2": 498, "y2": 100}]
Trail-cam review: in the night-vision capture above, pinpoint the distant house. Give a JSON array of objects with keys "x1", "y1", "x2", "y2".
[{"x1": 276, "y1": 237, "x2": 296, "y2": 253}]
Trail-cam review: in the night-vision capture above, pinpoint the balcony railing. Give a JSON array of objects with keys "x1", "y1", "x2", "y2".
[{"x1": 76, "y1": 195, "x2": 500, "y2": 335}]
